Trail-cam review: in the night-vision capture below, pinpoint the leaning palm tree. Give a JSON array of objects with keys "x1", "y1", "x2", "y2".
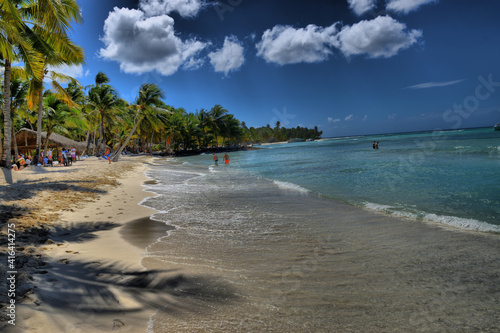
[
  {"x1": 86, "y1": 84, "x2": 119, "y2": 153},
  {"x1": 111, "y1": 83, "x2": 167, "y2": 162}
]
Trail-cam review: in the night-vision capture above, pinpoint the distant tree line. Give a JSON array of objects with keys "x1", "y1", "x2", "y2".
[{"x1": 241, "y1": 121, "x2": 323, "y2": 143}]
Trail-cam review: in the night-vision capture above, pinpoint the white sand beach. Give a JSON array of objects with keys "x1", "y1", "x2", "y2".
[{"x1": 0, "y1": 156, "x2": 163, "y2": 332}]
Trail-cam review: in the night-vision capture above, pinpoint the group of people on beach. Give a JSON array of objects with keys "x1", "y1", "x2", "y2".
[
  {"x1": 11, "y1": 147, "x2": 79, "y2": 170},
  {"x1": 12, "y1": 154, "x2": 32, "y2": 170},
  {"x1": 212, "y1": 152, "x2": 230, "y2": 166},
  {"x1": 59, "y1": 147, "x2": 77, "y2": 166}
]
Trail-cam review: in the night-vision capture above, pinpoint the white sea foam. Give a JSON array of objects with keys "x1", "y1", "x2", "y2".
[
  {"x1": 423, "y1": 214, "x2": 500, "y2": 233},
  {"x1": 363, "y1": 202, "x2": 417, "y2": 219},
  {"x1": 273, "y1": 180, "x2": 310, "y2": 193},
  {"x1": 363, "y1": 202, "x2": 500, "y2": 233}
]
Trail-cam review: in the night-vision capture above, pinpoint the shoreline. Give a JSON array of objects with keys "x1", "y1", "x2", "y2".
[
  {"x1": 139, "y1": 161, "x2": 500, "y2": 332},
  {"x1": 0, "y1": 156, "x2": 161, "y2": 332},
  {"x1": 2, "y1": 153, "x2": 499, "y2": 331}
]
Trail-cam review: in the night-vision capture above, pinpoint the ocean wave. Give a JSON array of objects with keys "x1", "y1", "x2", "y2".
[
  {"x1": 423, "y1": 213, "x2": 500, "y2": 233},
  {"x1": 273, "y1": 180, "x2": 310, "y2": 193},
  {"x1": 208, "y1": 166, "x2": 219, "y2": 172},
  {"x1": 433, "y1": 129, "x2": 464, "y2": 134},
  {"x1": 363, "y1": 202, "x2": 500, "y2": 233}
]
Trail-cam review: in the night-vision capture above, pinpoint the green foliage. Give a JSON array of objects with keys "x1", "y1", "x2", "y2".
[{"x1": 244, "y1": 125, "x2": 322, "y2": 143}]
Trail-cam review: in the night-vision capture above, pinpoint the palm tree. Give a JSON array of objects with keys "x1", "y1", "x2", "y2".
[
  {"x1": 1, "y1": 0, "x2": 84, "y2": 167},
  {"x1": 165, "y1": 110, "x2": 188, "y2": 151},
  {"x1": 81, "y1": 73, "x2": 111, "y2": 155},
  {"x1": 63, "y1": 81, "x2": 86, "y2": 141},
  {"x1": 111, "y1": 83, "x2": 167, "y2": 161},
  {"x1": 208, "y1": 104, "x2": 229, "y2": 146},
  {"x1": 196, "y1": 108, "x2": 218, "y2": 148},
  {"x1": 86, "y1": 84, "x2": 119, "y2": 153},
  {"x1": 137, "y1": 102, "x2": 166, "y2": 154},
  {"x1": 30, "y1": 64, "x2": 84, "y2": 164},
  {"x1": 41, "y1": 91, "x2": 84, "y2": 154},
  {"x1": 0, "y1": 0, "x2": 44, "y2": 168},
  {"x1": 221, "y1": 114, "x2": 243, "y2": 145},
  {"x1": 9, "y1": 77, "x2": 29, "y2": 158},
  {"x1": 94, "y1": 71, "x2": 110, "y2": 86}
]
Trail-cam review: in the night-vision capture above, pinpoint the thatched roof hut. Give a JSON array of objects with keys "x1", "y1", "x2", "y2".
[{"x1": 14, "y1": 128, "x2": 88, "y2": 155}]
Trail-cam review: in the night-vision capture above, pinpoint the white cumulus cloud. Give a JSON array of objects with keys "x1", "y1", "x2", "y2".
[
  {"x1": 345, "y1": 114, "x2": 354, "y2": 121},
  {"x1": 256, "y1": 23, "x2": 339, "y2": 65},
  {"x1": 139, "y1": 0, "x2": 206, "y2": 18},
  {"x1": 47, "y1": 64, "x2": 87, "y2": 79},
  {"x1": 347, "y1": 0, "x2": 377, "y2": 16},
  {"x1": 386, "y1": 0, "x2": 438, "y2": 14},
  {"x1": 328, "y1": 117, "x2": 341, "y2": 123},
  {"x1": 99, "y1": 7, "x2": 207, "y2": 76},
  {"x1": 208, "y1": 36, "x2": 245, "y2": 76},
  {"x1": 336, "y1": 16, "x2": 422, "y2": 58}
]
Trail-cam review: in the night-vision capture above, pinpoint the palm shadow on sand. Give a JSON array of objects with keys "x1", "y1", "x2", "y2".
[
  {"x1": 23, "y1": 220, "x2": 238, "y2": 325},
  {"x1": 0, "y1": 178, "x2": 107, "y2": 203}
]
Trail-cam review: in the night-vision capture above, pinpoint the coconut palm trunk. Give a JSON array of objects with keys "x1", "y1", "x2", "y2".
[
  {"x1": 82, "y1": 130, "x2": 91, "y2": 156},
  {"x1": 43, "y1": 133, "x2": 51, "y2": 156},
  {"x1": 12, "y1": 124, "x2": 18, "y2": 159},
  {"x1": 34, "y1": 87, "x2": 44, "y2": 165},
  {"x1": 1, "y1": 60, "x2": 13, "y2": 168},
  {"x1": 111, "y1": 116, "x2": 141, "y2": 162}
]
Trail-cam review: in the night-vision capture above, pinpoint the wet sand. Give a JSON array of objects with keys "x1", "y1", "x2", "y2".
[
  {"x1": 139, "y1": 163, "x2": 500, "y2": 332},
  {"x1": 120, "y1": 216, "x2": 173, "y2": 249}
]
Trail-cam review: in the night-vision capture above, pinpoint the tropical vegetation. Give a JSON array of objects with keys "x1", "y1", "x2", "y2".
[{"x1": 0, "y1": 1, "x2": 322, "y2": 168}]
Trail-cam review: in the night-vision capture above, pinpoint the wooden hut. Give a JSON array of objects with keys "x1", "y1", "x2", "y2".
[{"x1": 14, "y1": 128, "x2": 88, "y2": 157}]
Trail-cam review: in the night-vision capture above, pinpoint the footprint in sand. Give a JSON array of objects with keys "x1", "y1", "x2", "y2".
[{"x1": 113, "y1": 319, "x2": 125, "y2": 330}]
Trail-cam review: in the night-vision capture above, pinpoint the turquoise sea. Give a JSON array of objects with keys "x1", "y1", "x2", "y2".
[
  {"x1": 140, "y1": 127, "x2": 500, "y2": 331},
  {"x1": 178, "y1": 127, "x2": 500, "y2": 232}
]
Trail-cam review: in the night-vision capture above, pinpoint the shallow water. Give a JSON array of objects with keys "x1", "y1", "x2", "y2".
[
  {"x1": 180, "y1": 127, "x2": 500, "y2": 232},
  {"x1": 140, "y1": 159, "x2": 500, "y2": 332}
]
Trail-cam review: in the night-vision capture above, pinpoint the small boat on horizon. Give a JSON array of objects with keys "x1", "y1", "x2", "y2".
[{"x1": 495, "y1": 123, "x2": 500, "y2": 131}]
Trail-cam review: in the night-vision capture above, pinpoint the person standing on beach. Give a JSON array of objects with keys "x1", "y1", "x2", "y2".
[
  {"x1": 61, "y1": 148, "x2": 69, "y2": 166},
  {"x1": 71, "y1": 147, "x2": 76, "y2": 162},
  {"x1": 213, "y1": 153, "x2": 218, "y2": 166},
  {"x1": 104, "y1": 147, "x2": 112, "y2": 164},
  {"x1": 224, "y1": 152, "x2": 229, "y2": 165}
]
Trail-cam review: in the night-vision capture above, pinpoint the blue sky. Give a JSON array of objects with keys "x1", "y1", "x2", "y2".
[{"x1": 58, "y1": 0, "x2": 500, "y2": 137}]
